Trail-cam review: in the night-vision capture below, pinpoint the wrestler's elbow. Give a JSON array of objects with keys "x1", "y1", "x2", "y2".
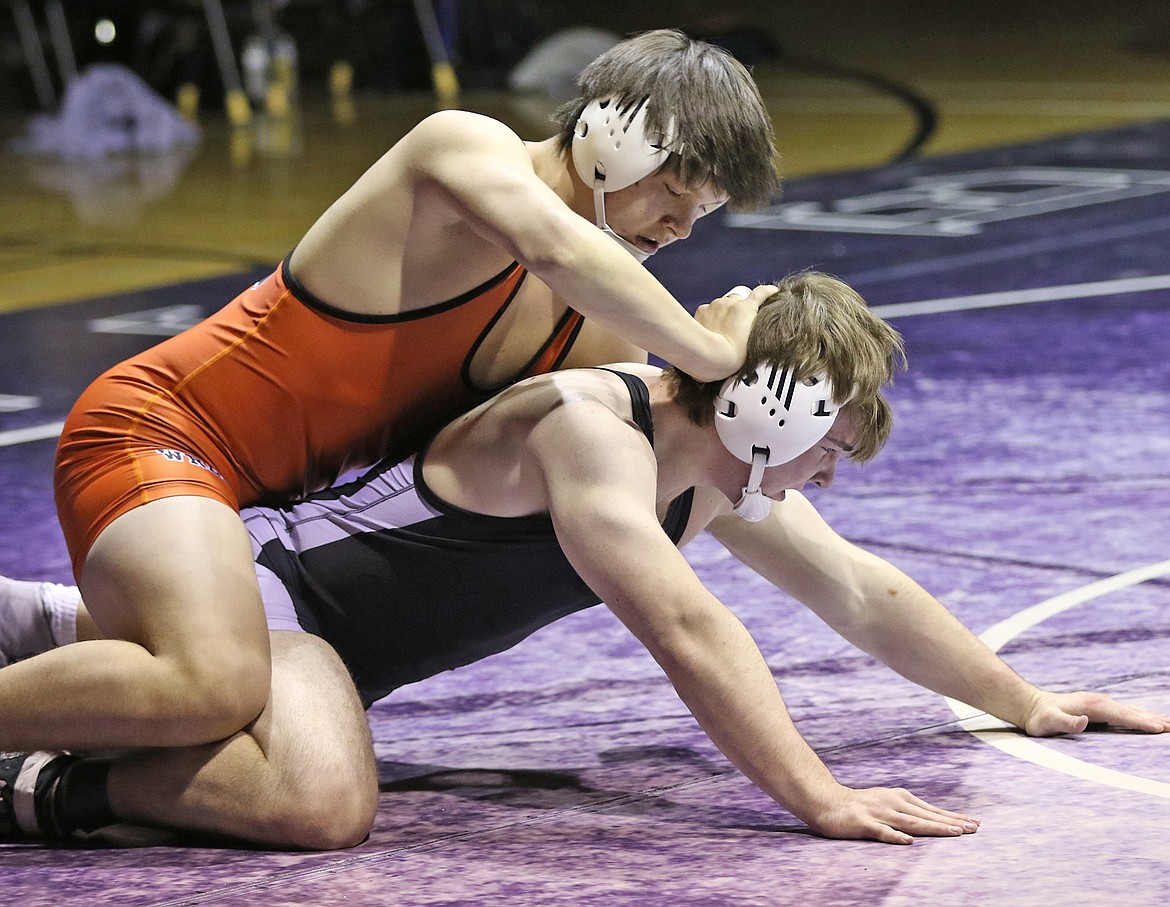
[{"x1": 616, "y1": 591, "x2": 728, "y2": 670}]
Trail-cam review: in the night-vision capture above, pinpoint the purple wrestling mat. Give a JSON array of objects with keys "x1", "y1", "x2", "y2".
[{"x1": 1, "y1": 120, "x2": 1167, "y2": 905}]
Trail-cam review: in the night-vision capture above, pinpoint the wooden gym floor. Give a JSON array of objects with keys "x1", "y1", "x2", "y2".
[{"x1": 1, "y1": 1, "x2": 1169, "y2": 314}]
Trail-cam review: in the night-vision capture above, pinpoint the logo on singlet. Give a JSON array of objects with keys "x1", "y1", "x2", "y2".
[{"x1": 154, "y1": 448, "x2": 225, "y2": 479}]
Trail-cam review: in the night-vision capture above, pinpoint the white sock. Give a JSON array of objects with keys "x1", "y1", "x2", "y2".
[
  {"x1": 0, "y1": 577, "x2": 80, "y2": 666},
  {"x1": 40, "y1": 581, "x2": 81, "y2": 646}
]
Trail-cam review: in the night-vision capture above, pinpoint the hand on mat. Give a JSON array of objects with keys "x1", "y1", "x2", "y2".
[
  {"x1": 692, "y1": 284, "x2": 776, "y2": 378},
  {"x1": 805, "y1": 784, "x2": 980, "y2": 845},
  {"x1": 1021, "y1": 690, "x2": 1170, "y2": 737}
]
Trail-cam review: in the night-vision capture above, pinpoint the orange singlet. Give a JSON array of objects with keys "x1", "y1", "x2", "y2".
[{"x1": 54, "y1": 257, "x2": 584, "y2": 576}]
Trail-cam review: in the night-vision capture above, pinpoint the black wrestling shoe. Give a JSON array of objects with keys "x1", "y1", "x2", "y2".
[{"x1": 0, "y1": 751, "x2": 72, "y2": 839}]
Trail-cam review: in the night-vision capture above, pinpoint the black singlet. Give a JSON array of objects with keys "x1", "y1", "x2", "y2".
[{"x1": 243, "y1": 370, "x2": 694, "y2": 705}]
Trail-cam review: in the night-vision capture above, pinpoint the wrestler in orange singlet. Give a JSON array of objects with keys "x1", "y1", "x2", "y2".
[{"x1": 55, "y1": 258, "x2": 584, "y2": 573}]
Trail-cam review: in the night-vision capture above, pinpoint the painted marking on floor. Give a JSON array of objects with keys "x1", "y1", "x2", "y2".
[
  {"x1": 0, "y1": 421, "x2": 64, "y2": 447},
  {"x1": 872, "y1": 273, "x2": 1170, "y2": 318},
  {"x1": 0, "y1": 394, "x2": 40, "y2": 412},
  {"x1": 729, "y1": 167, "x2": 1170, "y2": 236},
  {"x1": 851, "y1": 212, "x2": 1170, "y2": 285},
  {"x1": 89, "y1": 303, "x2": 205, "y2": 337},
  {"x1": 946, "y1": 559, "x2": 1170, "y2": 799}
]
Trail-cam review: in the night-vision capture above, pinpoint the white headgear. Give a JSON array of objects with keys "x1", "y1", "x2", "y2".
[
  {"x1": 714, "y1": 363, "x2": 840, "y2": 521},
  {"x1": 572, "y1": 97, "x2": 674, "y2": 262}
]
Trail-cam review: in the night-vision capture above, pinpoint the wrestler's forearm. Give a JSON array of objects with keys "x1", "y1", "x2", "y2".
[
  {"x1": 528, "y1": 230, "x2": 738, "y2": 382},
  {"x1": 645, "y1": 599, "x2": 848, "y2": 822},
  {"x1": 837, "y1": 566, "x2": 1040, "y2": 729},
  {"x1": 709, "y1": 501, "x2": 1041, "y2": 729}
]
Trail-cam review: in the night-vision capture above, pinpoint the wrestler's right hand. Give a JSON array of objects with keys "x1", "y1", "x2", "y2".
[
  {"x1": 803, "y1": 783, "x2": 980, "y2": 845},
  {"x1": 691, "y1": 284, "x2": 778, "y2": 380}
]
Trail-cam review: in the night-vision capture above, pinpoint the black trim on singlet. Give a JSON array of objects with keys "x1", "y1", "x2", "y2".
[
  {"x1": 596, "y1": 368, "x2": 694, "y2": 539},
  {"x1": 663, "y1": 485, "x2": 694, "y2": 542},
  {"x1": 462, "y1": 297, "x2": 583, "y2": 395},
  {"x1": 546, "y1": 311, "x2": 586, "y2": 372},
  {"x1": 282, "y1": 247, "x2": 580, "y2": 394},
  {"x1": 595, "y1": 367, "x2": 654, "y2": 445},
  {"x1": 281, "y1": 252, "x2": 525, "y2": 325}
]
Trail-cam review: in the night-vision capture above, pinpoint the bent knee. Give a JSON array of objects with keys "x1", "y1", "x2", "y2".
[
  {"x1": 276, "y1": 774, "x2": 378, "y2": 850},
  {"x1": 161, "y1": 650, "x2": 272, "y2": 745}
]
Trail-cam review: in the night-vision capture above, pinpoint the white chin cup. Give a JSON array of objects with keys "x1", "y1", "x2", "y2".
[
  {"x1": 734, "y1": 492, "x2": 772, "y2": 522},
  {"x1": 732, "y1": 452, "x2": 772, "y2": 522}
]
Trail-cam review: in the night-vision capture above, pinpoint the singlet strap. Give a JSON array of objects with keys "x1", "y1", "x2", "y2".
[
  {"x1": 467, "y1": 285, "x2": 591, "y2": 395},
  {"x1": 661, "y1": 488, "x2": 695, "y2": 545},
  {"x1": 595, "y1": 368, "x2": 695, "y2": 545},
  {"x1": 594, "y1": 367, "x2": 654, "y2": 445},
  {"x1": 521, "y1": 309, "x2": 585, "y2": 379}
]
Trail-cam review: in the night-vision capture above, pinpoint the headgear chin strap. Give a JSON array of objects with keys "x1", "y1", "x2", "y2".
[
  {"x1": 715, "y1": 363, "x2": 841, "y2": 522},
  {"x1": 598, "y1": 208, "x2": 652, "y2": 262},
  {"x1": 572, "y1": 97, "x2": 674, "y2": 262}
]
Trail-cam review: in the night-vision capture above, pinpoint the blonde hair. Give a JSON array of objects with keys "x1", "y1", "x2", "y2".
[{"x1": 665, "y1": 272, "x2": 906, "y2": 462}]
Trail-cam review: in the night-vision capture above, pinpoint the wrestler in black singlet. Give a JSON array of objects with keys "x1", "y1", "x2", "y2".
[{"x1": 243, "y1": 370, "x2": 693, "y2": 706}]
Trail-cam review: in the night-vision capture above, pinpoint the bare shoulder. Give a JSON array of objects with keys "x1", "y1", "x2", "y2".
[
  {"x1": 426, "y1": 369, "x2": 654, "y2": 518},
  {"x1": 391, "y1": 110, "x2": 571, "y2": 263},
  {"x1": 402, "y1": 110, "x2": 530, "y2": 170},
  {"x1": 528, "y1": 368, "x2": 648, "y2": 434},
  {"x1": 440, "y1": 369, "x2": 631, "y2": 447},
  {"x1": 441, "y1": 367, "x2": 667, "y2": 487},
  {"x1": 412, "y1": 108, "x2": 519, "y2": 138},
  {"x1": 522, "y1": 371, "x2": 656, "y2": 472}
]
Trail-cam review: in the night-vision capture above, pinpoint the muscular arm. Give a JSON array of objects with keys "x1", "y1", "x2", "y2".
[
  {"x1": 708, "y1": 491, "x2": 1170, "y2": 736},
  {"x1": 529, "y1": 405, "x2": 975, "y2": 843},
  {"x1": 408, "y1": 112, "x2": 753, "y2": 381}
]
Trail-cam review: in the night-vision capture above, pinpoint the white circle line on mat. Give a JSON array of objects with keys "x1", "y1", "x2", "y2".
[{"x1": 945, "y1": 559, "x2": 1170, "y2": 799}]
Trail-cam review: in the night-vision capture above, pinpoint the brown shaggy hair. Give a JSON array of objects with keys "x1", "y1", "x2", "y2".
[{"x1": 551, "y1": 29, "x2": 780, "y2": 210}]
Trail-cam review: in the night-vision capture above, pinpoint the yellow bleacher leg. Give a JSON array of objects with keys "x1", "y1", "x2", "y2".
[
  {"x1": 176, "y1": 83, "x2": 200, "y2": 121},
  {"x1": 432, "y1": 62, "x2": 459, "y2": 108},
  {"x1": 225, "y1": 88, "x2": 252, "y2": 127}
]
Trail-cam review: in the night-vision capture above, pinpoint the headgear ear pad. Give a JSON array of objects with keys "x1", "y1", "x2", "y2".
[
  {"x1": 572, "y1": 98, "x2": 674, "y2": 192},
  {"x1": 715, "y1": 364, "x2": 840, "y2": 467},
  {"x1": 714, "y1": 364, "x2": 840, "y2": 521}
]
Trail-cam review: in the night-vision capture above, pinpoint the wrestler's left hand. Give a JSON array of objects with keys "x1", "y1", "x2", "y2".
[{"x1": 1020, "y1": 690, "x2": 1170, "y2": 737}]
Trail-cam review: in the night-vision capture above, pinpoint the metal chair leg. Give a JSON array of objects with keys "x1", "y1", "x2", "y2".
[
  {"x1": 411, "y1": 0, "x2": 459, "y2": 106},
  {"x1": 201, "y1": 0, "x2": 252, "y2": 125},
  {"x1": 43, "y1": 0, "x2": 77, "y2": 88},
  {"x1": 10, "y1": 0, "x2": 57, "y2": 109}
]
